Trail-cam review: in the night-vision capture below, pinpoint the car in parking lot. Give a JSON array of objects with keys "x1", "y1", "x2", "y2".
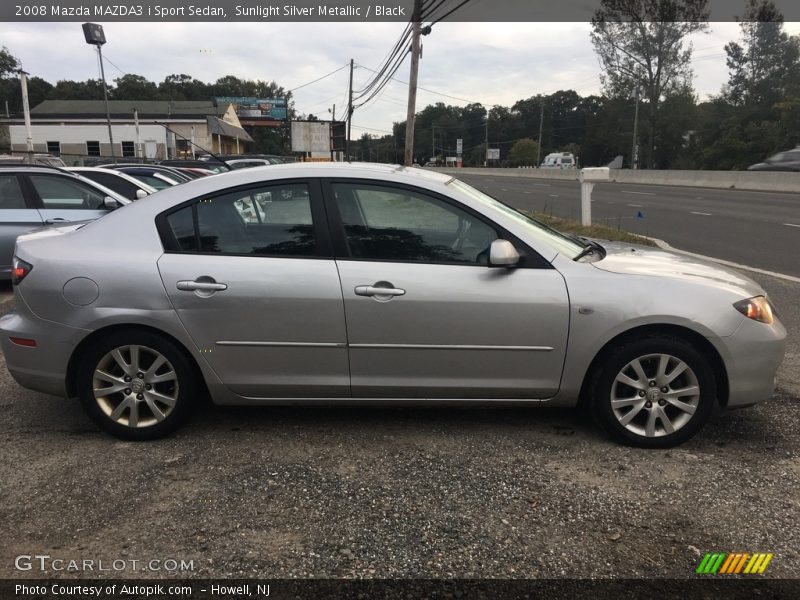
[
  {"x1": 68, "y1": 167, "x2": 157, "y2": 200},
  {"x1": 0, "y1": 163, "x2": 786, "y2": 446},
  {"x1": 0, "y1": 165, "x2": 128, "y2": 279}
]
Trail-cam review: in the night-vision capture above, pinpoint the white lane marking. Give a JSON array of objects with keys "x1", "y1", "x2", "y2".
[
  {"x1": 644, "y1": 237, "x2": 800, "y2": 284},
  {"x1": 784, "y1": 223, "x2": 800, "y2": 228},
  {"x1": 621, "y1": 190, "x2": 655, "y2": 195},
  {"x1": 627, "y1": 203, "x2": 643, "y2": 207},
  {"x1": 501, "y1": 188, "x2": 508, "y2": 191},
  {"x1": 691, "y1": 211, "x2": 712, "y2": 216},
  {"x1": 529, "y1": 183, "x2": 552, "y2": 187},
  {"x1": 523, "y1": 191, "x2": 532, "y2": 194},
  {"x1": 549, "y1": 194, "x2": 560, "y2": 197}
]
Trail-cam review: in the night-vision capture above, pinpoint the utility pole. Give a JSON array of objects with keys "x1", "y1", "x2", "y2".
[
  {"x1": 404, "y1": 0, "x2": 422, "y2": 166},
  {"x1": 346, "y1": 58, "x2": 353, "y2": 161},
  {"x1": 536, "y1": 100, "x2": 544, "y2": 166},
  {"x1": 631, "y1": 85, "x2": 640, "y2": 170},
  {"x1": 484, "y1": 119, "x2": 489, "y2": 167},
  {"x1": 329, "y1": 103, "x2": 335, "y2": 161},
  {"x1": 19, "y1": 71, "x2": 33, "y2": 156},
  {"x1": 431, "y1": 124, "x2": 435, "y2": 163}
]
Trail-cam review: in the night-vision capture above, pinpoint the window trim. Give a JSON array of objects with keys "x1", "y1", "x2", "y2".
[
  {"x1": 320, "y1": 178, "x2": 551, "y2": 269},
  {"x1": 155, "y1": 178, "x2": 334, "y2": 259}
]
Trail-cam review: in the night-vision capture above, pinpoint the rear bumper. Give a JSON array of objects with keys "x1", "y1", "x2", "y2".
[
  {"x1": 721, "y1": 316, "x2": 787, "y2": 408},
  {"x1": 0, "y1": 310, "x2": 86, "y2": 397}
]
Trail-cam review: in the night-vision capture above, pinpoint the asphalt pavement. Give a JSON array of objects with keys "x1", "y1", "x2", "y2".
[{"x1": 456, "y1": 175, "x2": 800, "y2": 278}]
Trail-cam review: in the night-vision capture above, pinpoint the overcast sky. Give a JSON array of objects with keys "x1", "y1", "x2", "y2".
[{"x1": 3, "y1": 21, "x2": 800, "y2": 137}]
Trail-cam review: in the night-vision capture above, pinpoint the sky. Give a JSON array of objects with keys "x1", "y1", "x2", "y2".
[{"x1": 2, "y1": 21, "x2": 800, "y2": 138}]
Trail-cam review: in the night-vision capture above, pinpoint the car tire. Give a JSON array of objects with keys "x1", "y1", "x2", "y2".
[
  {"x1": 590, "y1": 335, "x2": 716, "y2": 448},
  {"x1": 76, "y1": 330, "x2": 196, "y2": 440}
]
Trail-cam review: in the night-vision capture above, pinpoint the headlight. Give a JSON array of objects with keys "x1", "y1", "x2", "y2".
[{"x1": 733, "y1": 296, "x2": 774, "y2": 325}]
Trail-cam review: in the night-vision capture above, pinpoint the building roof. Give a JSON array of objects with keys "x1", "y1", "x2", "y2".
[
  {"x1": 206, "y1": 116, "x2": 254, "y2": 143},
  {"x1": 30, "y1": 100, "x2": 228, "y2": 119}
]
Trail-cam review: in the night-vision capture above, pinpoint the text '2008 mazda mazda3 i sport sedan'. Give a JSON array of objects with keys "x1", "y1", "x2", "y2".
[{"x1": 0, "y1": 163, "x2": 786, "y2": 447}]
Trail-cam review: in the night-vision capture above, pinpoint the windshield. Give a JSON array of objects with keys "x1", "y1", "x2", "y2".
[{"x1": 448, "y1": 179, "x2": 586, "y2": 259}]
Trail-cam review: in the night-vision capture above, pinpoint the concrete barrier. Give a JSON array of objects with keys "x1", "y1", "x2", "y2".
[{"x1": 433, "y1": 167, "x2": 800, "y2": 193}]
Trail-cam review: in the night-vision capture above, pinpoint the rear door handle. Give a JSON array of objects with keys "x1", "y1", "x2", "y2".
[
  {"x1": 355, "y1": 285, "x2": 405, "y2": 297},
  {"x1": 45, "y1": 218, "x2": 68, "y2": 225},
  {"x1": 176, "y1": 280, "x2": 228, "y2": 292}
]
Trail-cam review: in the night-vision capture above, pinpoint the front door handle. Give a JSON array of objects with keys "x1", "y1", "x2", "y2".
[
  {"x1": 355, "y1": 285, "x2": 406, "y2": 297},
  {"x1": 176, "y1": 280, "x2": 228, "y2": 292},
  {"x1": 45, "y1": 218, "x2": 68, "y2": 225}
]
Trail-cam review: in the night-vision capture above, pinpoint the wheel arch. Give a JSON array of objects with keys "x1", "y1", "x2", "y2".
[
  {"x1": 577, "y1": 323, "x2": 729, "y2": 410},
  {"x1": 65, "y1": 323, "x2": 208, "y2": 400}
]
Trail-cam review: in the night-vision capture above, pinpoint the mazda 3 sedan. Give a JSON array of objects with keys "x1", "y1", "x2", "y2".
[{"x1": 0, "y1": 163, "x2": 786, "y2": 447}]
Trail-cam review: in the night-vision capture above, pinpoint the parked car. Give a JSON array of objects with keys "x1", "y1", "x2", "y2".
[
  {"x1": 0, "y1": 163, "x2": 785, "y2": 446},
  {"x1": 106, "y1": 167, "x2": 182, "y2": 190},
  {"x1": 0, "y1": 165, "x2": 128, "y2": 279},
  {"x1": 160, "y1": 159, "x2": 230, "y2": 174},
  {"x1": 101, "y1": 163, "x2": 193, "y2": 183},
  {"x1": 747, "y1": 147, "x2": 800, "y2": 171},
  {"x1": 0, "y1": 154, "x2": 67, "y2": 168},
  {"x1": 68, "y1": 167, "x2": 157, "y2": 201},
  {"x1": 225, "y1": 158, "x2": 276, "y2": 170}
]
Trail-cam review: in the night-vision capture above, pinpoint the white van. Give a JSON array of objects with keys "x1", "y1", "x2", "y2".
[{"x1": 540, "y1": 152, "x2": 577, "y2": 169}]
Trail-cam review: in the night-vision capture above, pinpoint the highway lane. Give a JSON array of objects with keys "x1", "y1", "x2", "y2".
[{"x1": 456, "y1": 175, "x2": 800, "y2": 277}]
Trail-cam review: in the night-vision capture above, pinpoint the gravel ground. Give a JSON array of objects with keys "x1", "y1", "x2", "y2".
[{"x1": 0, "y1": 272, "x2": 797, "y2": 580}]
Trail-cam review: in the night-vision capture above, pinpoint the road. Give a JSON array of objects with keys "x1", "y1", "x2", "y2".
[{"x1": 455, "y1": 175, "x2": 800, "y2": 277}]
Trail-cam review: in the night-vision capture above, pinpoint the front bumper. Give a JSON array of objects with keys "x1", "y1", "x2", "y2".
[{"x1": 720, "y1": 315, "x2": 787, "y2": 408}]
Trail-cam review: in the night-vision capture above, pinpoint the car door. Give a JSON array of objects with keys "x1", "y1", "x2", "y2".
[
  {"x1": 0, "y1": 173, "x2": 44, "y2": 276},
  {"x1": 156, "y1": 179, "x2": 349, "y2": 399},
  {"x1": 24, "y1": 173, "x2": 113, "y2": 225},
  {"x1": 325, "y1": 179, "x2": 570, "y2": 399}
]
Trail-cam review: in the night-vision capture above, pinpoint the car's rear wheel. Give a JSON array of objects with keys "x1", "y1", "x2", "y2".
[
  {"x1": 591, "y1": 335, "x2": 716, "y2": 448},
  {"x1": 76, "y1": 330, "x2": 195, "y2": 440}
]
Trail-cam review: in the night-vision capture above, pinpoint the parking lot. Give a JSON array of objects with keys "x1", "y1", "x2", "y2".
[{"x1": 0, "y1": 266, "x2": 798, "y2": 580}]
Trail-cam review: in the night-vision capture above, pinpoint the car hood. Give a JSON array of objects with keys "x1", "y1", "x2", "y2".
[{"x1": 591, "y1": 241, "x2": 764, "y2": 297}]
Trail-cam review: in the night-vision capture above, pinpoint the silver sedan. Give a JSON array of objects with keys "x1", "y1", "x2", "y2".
[{"x1": 0, "y1": 164, "x2": 786, "y2": 447}]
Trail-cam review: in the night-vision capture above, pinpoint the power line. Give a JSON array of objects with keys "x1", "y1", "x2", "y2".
[
  {"x1": 288, "y1": 64, "x2": 349, "y2": 93},
  {"x1": 428, "y1": 0, "x2": 473, "y2": 25}
]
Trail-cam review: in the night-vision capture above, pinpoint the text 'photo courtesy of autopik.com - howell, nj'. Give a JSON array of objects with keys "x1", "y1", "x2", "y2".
[{"x1": 1, "y1": 1, "x2": 800, "y2": 599}]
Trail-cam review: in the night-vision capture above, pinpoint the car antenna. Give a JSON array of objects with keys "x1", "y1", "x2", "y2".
[{"x1": 154, "y1": 121, "x2": 230, "y2": 169}]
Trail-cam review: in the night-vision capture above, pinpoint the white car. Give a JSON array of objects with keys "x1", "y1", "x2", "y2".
[{"x1": 68, "y1": 167, "x2": 157, "y2": 201}]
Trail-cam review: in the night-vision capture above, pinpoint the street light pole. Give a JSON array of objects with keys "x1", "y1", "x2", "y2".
[
  {"x1": 631, "y1": 85, "x2": 640, "y2": 169},
  {"x1": 19, "y1": 71, "x2": 33, "y2": 157},
  {"x1": 82, "y1": 23, "x2": 115, "y2": 160}
]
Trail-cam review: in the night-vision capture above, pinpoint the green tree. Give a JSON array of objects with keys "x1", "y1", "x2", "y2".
[
  {"x1": 507, "y1": 138, "x2": 539, "y2": 166},
  {"x1": 591, "y1": 0, "x2": 709, "y2": 168},
  {"x1": 0, "y1": 46, "x2": 20, "y2": 77},
  {"x1": 724, "y1": 0, "x2": 800, "y2": 106},
  {"x1": 111, "y1": 74, "x2": 159, "y2": 100}
]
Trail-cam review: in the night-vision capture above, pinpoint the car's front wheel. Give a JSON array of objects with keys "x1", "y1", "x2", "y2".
[
  {"x1": 76, "y1": 330, "x2": 196, "y2": 440},
  {"x1": 591, "y1": 335, "x2": 716, "y2": 448}
]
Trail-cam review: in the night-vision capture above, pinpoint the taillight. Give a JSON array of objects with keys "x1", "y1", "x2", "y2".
[{"x1": 11, "y1": 256, "x2": 32, "y2": 285}]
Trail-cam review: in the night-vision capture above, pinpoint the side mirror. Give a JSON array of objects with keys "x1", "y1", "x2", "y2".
[
  {"x1": 488, "y1": 239, "x2": 520, "y2": 267},
  {"x1": 104, "y1": 196, "x2": 120, "y2": 210},
  {"x1": 135, "y1": 189, "x2": 149, "y2": 199}
]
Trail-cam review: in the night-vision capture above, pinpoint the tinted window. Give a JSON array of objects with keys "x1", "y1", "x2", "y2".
[
  {"x1": 79, "y1": 171, "x2": 139, "y2": 200},
  {"x1": 332, "y1": 183, "x2": 497, "y2": 264},
  {"x1": 166, "y1": 206, "x2": 196, "y2": 252},
  {"x1": 168, "y1": 183, "x2": 317, "y2": 257},
  {"x1": 0, "y1": 175, "x2": 26, "y2": 209},
  {"x1": 29, "y1": 175, "x2": 107, "y2": 209}
]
